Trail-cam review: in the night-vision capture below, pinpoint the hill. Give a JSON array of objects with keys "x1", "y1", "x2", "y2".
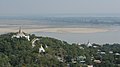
[{"x1": 0, "y1": 33, "x2": 120, "y2": 67}]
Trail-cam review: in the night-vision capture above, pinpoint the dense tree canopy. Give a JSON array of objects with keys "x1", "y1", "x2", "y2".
[{"x1": 0, "y1": 33, "x2": 120, "y2": 67}]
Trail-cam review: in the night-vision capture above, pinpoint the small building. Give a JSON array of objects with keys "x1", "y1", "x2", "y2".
[
  {"x1": 78, "y1": 43, "x2": 81, "y2": 45},
  {"x1": 77, "y1": 56, "x2": 86, "y2": 60},
  {"x1": 100, "y1": 52, "x2": 106, "y2": 55},
  {"x1": 109, "y1": 51, "x2": 113, "y2": 54},
  {"x1": 71, "y1": 58, "x2": 77, "y2": 64},
  {"x1": 115, "y1": 53, "x2": 120, "y2": 55},
  {"x1": 94, "y1": 60, "x2": 101, "y2": 63},
  {"x1": 88, "y1": 65, "x2": 93, "y2": 67},
  {"x1": 79, "y1": 47, "x2": 84, "y2": 49},
  {"x1": 97, "y1": 49, "x2": 101, "y2": 52},
  {"x1": 39, "y1": 45, "x2": 45, "y2": 53},
  {"x1": 45, "y1": 44, "x2": 48, "y2": 48},
  {"x1": 80, "y1": 60, "x2": 85, "y2": 63},
  {"x1": 77, "y1": 56, "x2": 86, "y2": 63},
  {"x1": 12, "y1": 27, "x2": 30, "y2": 41},
  {"x1": 93, "y1": 46, "x2": 98, "y2": 48},
  {"x1": 57, "y1": 56, "x2": 64, "y2": 62}
]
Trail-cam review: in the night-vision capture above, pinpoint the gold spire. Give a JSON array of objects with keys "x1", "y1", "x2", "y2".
[{"x1": 18, "y1": 27, "x2": 22, "y2": 33}]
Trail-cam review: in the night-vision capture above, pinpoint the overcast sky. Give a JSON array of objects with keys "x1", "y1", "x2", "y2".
[{"x1": 0, "y1": 0, "x2": 120, "y2": 16}]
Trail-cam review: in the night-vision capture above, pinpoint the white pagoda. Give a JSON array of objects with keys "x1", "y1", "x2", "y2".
[
  {"x1": 87, "y1": 41, "x2": 92, "y2": 47},
  {"x1": 39, "y1": 45, "x2": 45, "y2": 53},
  {"x1": 12, "y1": 27, "x2": 30, "y2": 41}
]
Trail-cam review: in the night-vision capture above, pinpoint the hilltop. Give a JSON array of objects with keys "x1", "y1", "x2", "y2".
[{"x1": 0, "y1": 32, "x2": 120, "y2": 67}]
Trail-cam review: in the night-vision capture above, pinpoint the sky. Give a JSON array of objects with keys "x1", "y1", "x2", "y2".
[{"x1": 0, "y1": 0, "x2": 120, "y2": 16}]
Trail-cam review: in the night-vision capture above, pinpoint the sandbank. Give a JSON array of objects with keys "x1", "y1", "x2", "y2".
[{"x1": 0, "y1": 27, "x2": 109, "y2": 34}]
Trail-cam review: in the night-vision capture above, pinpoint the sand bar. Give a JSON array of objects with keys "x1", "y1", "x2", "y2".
[{"x1": 0, "y1": 27, "x2": 109, "y2": 34}]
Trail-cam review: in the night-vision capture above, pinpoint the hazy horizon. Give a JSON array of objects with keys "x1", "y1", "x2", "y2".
[{"x1": 0, "y1": 0, "x2": 120, "y2": 16}]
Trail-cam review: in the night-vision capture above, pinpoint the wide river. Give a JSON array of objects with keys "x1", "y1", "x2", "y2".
[{"x1": 0, "y1": 16, "x2": 120, "y2": 44}]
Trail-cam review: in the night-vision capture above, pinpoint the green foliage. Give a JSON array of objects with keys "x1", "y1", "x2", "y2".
[{"x1": 0, "y1": 33, "x2": 120, "y2": 67}]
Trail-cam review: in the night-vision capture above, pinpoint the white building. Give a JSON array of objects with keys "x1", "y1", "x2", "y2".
[
  {"x1": 87, "y1": 41, "x2": 92, "y2": 47},
  {"x1": 78, "y1": 43, "x2": 81, "y2": 45},
  {"x1": 94, "y1": 60, "x2": 101, "y2": 63},
  {"x1": 45, "y1": 44, "x2": 48, "y2": 48},
  {"x1": 79, "y1": 47, "x2": 84, "y2": 49},
  {"x1": 57, "y1": 56, "x2": 64, "y2": 62},
  {"x1": 88, "y1": 65, "x2": 93, "y2": 67},
  {"x1": 115, "y1": 53, "x2": 120, "y2": 55},
  {"x1": 12, "y1": 27, "x2": 30, "y2": 41},
  {"x1": 32, "y1": 38, "x2": 39, "y2": 47},
  {"x1": 100, "y1": 52, "x2": 106, "y2": 54},
  {"x1": 109, "y1": 51, "x2": 113, "y2": 54},
  {"x1": 39, "y1": 45, "x2": 45, "y2": 53}
]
